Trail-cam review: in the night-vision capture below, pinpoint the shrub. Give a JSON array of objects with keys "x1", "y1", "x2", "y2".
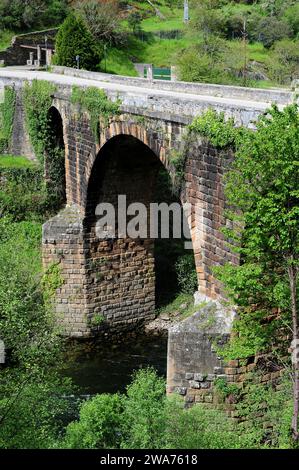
[
  {"x1": 266, "y1": 39, "x2": 299, "y2": 85},
  {"x1": 0, "y1": 86, "x2": 16, "y2": 153},
  {"x1": 175, "y1": 254, "x2": 198, "y2": 295},
  {"x1": 63, "y1": 394, "x2": 123, "y2": 449},
  {"x1": 121, "y1": 368, "x2": 166, "y2": 449},
  {"x1": 177, "y1": 49, "x2": 220, "y2": 83},
  {"x1": 283, "y1": 3, "x2": 299, "y2": 37},
  {"x1": 165, "y1": 395, "x2": 245, "y2": 449},
  {"x1": 253, "y1": 17, "x2": 292, "y2": 48},
  {"x1": 0, "y1": 167, "x2": 47, "y2": 222},
  {"x1": 54, "y1": 13, "x2": 102, "y2": 70}
]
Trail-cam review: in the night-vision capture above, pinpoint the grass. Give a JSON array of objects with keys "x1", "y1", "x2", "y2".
[
  {"x1": 0, "y1": 30, "x2": 14, "y2": 51},
  {"x1": 100, "y1": 47, "x2": 138, "y2": 77},
  {"x1": 157, "y1": 292, "x2": 200, "y2": 321},
  {"x1": 247, "y1": 42, "x2": 269, "y2": 63},
  {"x1": 0, "y1": 154, "x2": 36, "y2": 168},
  {"x1": 99, "y1": 34, "x2": 193, "y2": 74}
]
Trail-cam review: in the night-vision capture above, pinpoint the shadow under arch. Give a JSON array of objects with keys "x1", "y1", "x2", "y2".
[
  {"x1": 84, "y1": 133, "x2": 197, "y2": 330},
  {"x1": 45, "y1": 106, "x2": 66, "y2": 207}
]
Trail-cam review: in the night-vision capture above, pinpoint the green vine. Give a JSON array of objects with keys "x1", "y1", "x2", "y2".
[
  {"x1": 0, "y1": 86, "x2": 16, "y2": 153},
  {"x1": 188, "y1": 109, "x2": 241, "y2": 149},
  {"x1": 41, "y1": 262, "x2": 64, "y2": 305},
  {"x1": 71, "y1": 86, "x2": 121, "y2": 140},
  {"x1": 214, "y1": 377, "x2": 240, "y2": 400},
  {"x1": 23, "y1": 80, "x2": 66, "y2": 210},
  {"x1": 23, "y1": 79, "x2": 57, "y2": 163}
]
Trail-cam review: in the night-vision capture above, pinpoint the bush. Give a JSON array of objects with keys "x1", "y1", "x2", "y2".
[
  {"x1": 0, "y1": 86, "x2": 16, "y2": 153},
  {"x1": 0, "y1": 167, "x2": 48, "y2": 222},
  {"x1": 266, "y1": 39, "x2": 299, "y2": 84},
  {"x1": 175, "y1": 254, "x2": 198, "y2": 295},
  {"x1": 283, "y1": 3, "x2": 299, "y2": 37},
  {"x1": 0, "y1": 217, "x2": 73, "y2": 449},
  {"x1": 63, "y1": 394, "x2": 123, "y2": 449},
  {"x1": 165, "y1": 395, "x2": 245, "y2": 449},
  {"x1": 121, "y1": 368, "x2": 166, "y2": 449},
  {"x1": 253, "y1": 17, "x2": 292, "y2": 48},
  {"x1": 177, "y1": 49, "x2": 220, "y2": 83},
  {"x1": 0, "y1": 0, "x2": 67, "y2": 31},
  {"x1": 54, "y1": 13, "x2": 102, "y2": 70}
]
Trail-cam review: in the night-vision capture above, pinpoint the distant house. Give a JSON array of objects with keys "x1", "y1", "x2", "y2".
[{"x1": 0, "y1": 28, "x2": 58, "y2": 67}]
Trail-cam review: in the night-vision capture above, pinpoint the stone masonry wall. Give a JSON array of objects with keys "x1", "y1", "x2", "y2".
[
  {"x1": 167, "y1": 304, "x2": 284, "y2": 425},
  {"x1": 0, "y1": 29, "x2": 57, "y2": 66},
  {"x1": 42, "y1": 93, "x2": 238, "y2": 336},
  {"x1": 183, "y1": 136, "x2": 238, "y2": 300}
]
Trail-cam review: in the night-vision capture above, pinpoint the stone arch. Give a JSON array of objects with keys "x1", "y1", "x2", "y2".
[
  {"x1": 45, "y1": 105, "x2": 66, "y2": 206},
  {"x1": 81, "y1": 119, "x2": 172, "y2": 213},
  {"x1": 83, "y1": 132, "x2": 199, "y2": 330}
]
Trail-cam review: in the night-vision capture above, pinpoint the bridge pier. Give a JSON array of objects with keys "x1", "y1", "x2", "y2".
[{"x1": 42, "y1": 204, "x2": 157, "y2": 337}]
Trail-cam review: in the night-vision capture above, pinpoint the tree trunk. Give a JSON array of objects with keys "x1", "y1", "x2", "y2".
[{"x1": 288, "y1": 262, "x2": 299, "y2": 441}]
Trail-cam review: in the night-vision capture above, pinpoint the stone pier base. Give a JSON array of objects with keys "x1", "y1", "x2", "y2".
[{"x1": 167, "y1": 297, "x2": 234, "y2": 404}]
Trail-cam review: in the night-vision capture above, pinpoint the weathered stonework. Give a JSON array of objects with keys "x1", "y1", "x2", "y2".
[
  {"x1": 0, "y1": 29, "x2": 57, "y2": 67},
  {"x1": 0, "y1": 71, "x2": 292, "y2": 338},
  {"x1": 167, "y1": 302, "x2": 284, "y2": 421}
]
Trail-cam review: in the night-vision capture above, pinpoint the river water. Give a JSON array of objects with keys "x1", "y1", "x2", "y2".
[{"x1": 63, "y1": 335, "x2": 168, "y2": 395}]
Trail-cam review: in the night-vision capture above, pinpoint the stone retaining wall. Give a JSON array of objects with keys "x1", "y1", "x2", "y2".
[
  {"x1": 0, "y1": 29, "x2": 57, "y2": 66},
  {"x1": 167, "y1": 302, "x2": 284, "y2": 423}
]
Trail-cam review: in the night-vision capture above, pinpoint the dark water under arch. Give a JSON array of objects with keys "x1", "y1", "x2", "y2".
[{"x1": 63, "y1": 335, "x2": 168, "y2": 395}]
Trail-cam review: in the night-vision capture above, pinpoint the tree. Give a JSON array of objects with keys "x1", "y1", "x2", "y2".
[
  {"x1": 266, "y1": 39, "x2": 299, "y2": 85},
  {"x1": 0, "y1": 218, "x2": 72, "y2": 448},
  {"x1": 76, "y1": 0, "x2": 125, "y2": 46},
  {"x1": 216, "y1": 105, "x2": 299, "y2": 440},
  {"x1": 283, "y1": 3, "x2": 299, "y2": 37},
  {"x1": 128, "y1": 11, "x2": 143, "y2": 35},
  {"x1": 253, "y1": 17, "x2": 292, "y2": 48},
  {"x1": 191, "y1": 1, "x2": 227, "y2": 40},
  {"x1": 54, "y1": 13, "x2": 101, "y2": 70},
  {"x1": 0, "y1": 0, "x2": 67, "y2": 31}
]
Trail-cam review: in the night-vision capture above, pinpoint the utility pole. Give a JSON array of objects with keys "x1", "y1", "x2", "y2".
[
  {"x1": 104, "y1": 44, "x2": 107, "y2": 73},
  {"x1": 44, "y1": 35, "x2": 48, "y2": 70},
  {"x1": 184, "y1": 0, "x2": 189, "y2": 24},
  {"x1": 242, "y1": 18, "x2": 248, "y2": 87}
]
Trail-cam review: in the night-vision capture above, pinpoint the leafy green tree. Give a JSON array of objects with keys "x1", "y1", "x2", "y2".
[
  {"x1": 215, "y1": 104, "x2": 299, "y2": 440},
  {"x1": 76, "y1": 0, "x2": 125, "y2": 46},
  {"x1": 253, "y1": 17, "x2": 292, "y2": 48},
  {"x1": 0, "y1": 218, "x2": 72, "y2": 448},
  {"x1": 266, "y1": 39, "x2": 299, "y2": 85},
  {"x1": 192, "y1": 3, "x2": 227, "y2": 39},
  {"x1": 128, "y1": 12, "x2": 143, "y2": 34},
  {"x1": 283, "y1": 3, "x2": 299, "y2": 37},
  {"x1": 54, "y1": 13, "x2": 102, "y2": 70},
  {"x1": 63, "y1": 394, "x2": 123, "y2": 449},
  {"x1": 0, "y1": 0, "x2": 67, "y2": 31},
  {"x1": 121, "y1": 368, "x2": 166, "y2": 449}
]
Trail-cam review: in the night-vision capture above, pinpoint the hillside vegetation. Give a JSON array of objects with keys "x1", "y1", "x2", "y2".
[{"x1": 0, "y1": 0, "x2": 298, "y2": 87}]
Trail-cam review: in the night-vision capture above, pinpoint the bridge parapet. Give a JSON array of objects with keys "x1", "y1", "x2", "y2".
[{"x1": 51, "y1": 66, "x2": 294, "y2": 107}]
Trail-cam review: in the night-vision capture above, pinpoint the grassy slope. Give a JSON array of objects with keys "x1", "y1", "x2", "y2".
[
  {"x1": 0, "y1": 155, "x2": 36, "y2": 168},
  {"x1": 102, "y1": 0, "x2": 277, "y2": 87},
  {"x1": 0, "y1": 30, "x2": 14, "y2": 51}
]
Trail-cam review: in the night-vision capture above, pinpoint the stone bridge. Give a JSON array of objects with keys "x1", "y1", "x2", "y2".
[
  {"x1": 0, "y1": 68, "x2": 295, "y2": 402},
  {"x1": 0, "y1": 68, "x2": 295, "y2": 340}
]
